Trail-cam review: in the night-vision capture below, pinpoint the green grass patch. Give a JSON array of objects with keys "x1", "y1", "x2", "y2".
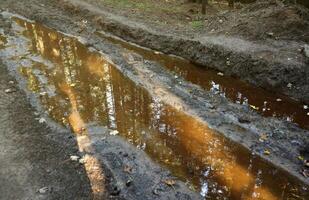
[{"x1": 191, "y1": 20, "x2": 204, "y2": 29}]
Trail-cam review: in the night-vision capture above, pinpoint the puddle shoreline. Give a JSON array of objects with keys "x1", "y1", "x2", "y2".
[
  {"x1": 96, "y1": 31, "x2": 309, "y2": 131},
  {"x1": 0, "y1": 13, "x2": 308, "y2": 199}
]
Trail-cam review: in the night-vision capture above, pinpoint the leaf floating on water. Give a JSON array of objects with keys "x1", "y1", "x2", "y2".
[
  {"x1": 110, "y1": 130, "x2": 119, "y2": 136},
  {"x1": 163, "y1": 179, "x2": 176, "y2": 187}
]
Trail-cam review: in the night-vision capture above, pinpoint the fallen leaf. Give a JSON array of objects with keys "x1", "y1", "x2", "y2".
[
  {"x1": 264, "y1": 149, "x2": 270, "y2": 155},
  {"x1": 259, "y1": 133, "x2": 268, "y2": 142},
  {"x1": 250, "y1": 105, "x2": 259, "y2": 110},
  {"x1": 124, "y1": 165, "x2": 133, "y2": 173},
  {"x1": 163, "y1": 179, "x2": 176, "y2": 186},
  {"x1": 298, "y1": 156, "x2": 304, "y2": 161}
]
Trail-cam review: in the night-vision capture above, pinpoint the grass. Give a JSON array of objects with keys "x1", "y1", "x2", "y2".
[{"x1": 190, "y1": 20, "x2": 204, "y2": 29}]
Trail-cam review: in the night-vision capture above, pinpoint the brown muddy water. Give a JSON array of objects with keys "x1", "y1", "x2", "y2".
[
  {"x1": 0, "y1": 16, "x2": 308, "y2": 199},
  {"x1": 96, "y1": 31, "x2": 309, "y2": 130}
]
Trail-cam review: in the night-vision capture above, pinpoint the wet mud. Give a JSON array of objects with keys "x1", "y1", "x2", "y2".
[
  {"x1": 1, "y1": 14, "x2": 308, "y2": 200},
  {"x1": 60, "y1": 0, "x2": 309, "y2": 105},
  {"x1": 97, "y1": 32, "x2": 309, "y2": 130}
]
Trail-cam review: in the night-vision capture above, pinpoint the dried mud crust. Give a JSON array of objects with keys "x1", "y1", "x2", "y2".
[
  {"x1": 0, "y1": 0, "x2": 308, "y2": 195},
  {"x1": 61, "y1": 0, "x2": 309, "y2": 104}
]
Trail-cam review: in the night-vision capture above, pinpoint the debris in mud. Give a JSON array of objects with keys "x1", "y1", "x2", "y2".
[
  {"x1": 70, "y1": 155, "x2": 80, "y2": 161},
  {"x1": 123, "y1": 165, "x2": 133, "y2": 174},
  {"x1": 38, "y1": 118, "x2": 46, "y2": 124},
  {"x1": 304, "y1": 44, "x2": 309, "y2": 58},
  {"x1": 79, "y1": 156, "x2": 86, "y2": 164},
  {"x1": 263, "y1": 149, "x2": 270, "y2": 155},
  {"x1": 4, "y1": 88, "x2": 16, "y2": 93},
  {"x1": 110, "y1": 130, "x2": 119, "y2": 136},
  {"x1": 259, "y1": 133, "x2": 268, "y2": 143},
  {"x1": 38, "y1": 187, "x2": 49, "y2": 194},
  {"x1": 302, "y1": 169, "x2": 309, "y2": 178},
  {"x1": 287, "y1": 83, "x2": 292, "y2": 88},
  {"x1": 126, "y1": 179, "x2": 133, "y2": 187},
  {"x1": 163, "y1": 179, "x2": 176, "y2": 187}
]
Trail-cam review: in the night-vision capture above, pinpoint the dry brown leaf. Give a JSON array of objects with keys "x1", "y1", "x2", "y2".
[{"x1": 163, "y1": 179, "x2": 176, "y2": 186}]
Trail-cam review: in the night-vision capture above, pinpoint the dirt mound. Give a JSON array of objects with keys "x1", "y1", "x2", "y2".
[{"x1": 208, "y1": 0, "x2": 309, "y2": 42}]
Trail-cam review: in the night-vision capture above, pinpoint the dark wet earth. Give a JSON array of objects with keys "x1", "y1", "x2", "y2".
[{"x1": 0, "y1": 13, "x2": 309, "y2": 200}]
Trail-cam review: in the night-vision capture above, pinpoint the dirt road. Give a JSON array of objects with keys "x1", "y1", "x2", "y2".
[{"x1": 0, "y1": 0, "x2": 308, "y2": 199}]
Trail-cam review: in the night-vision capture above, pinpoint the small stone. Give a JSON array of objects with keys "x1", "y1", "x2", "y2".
[
  {"x1": 219, "y1": 19, "x2": 223, "y2": 24},
  {"x1": 304, "y1": 105, "x2": 308, "y2": 110},
  {"x1": 217, "y1": 72, "x2": 224, "y2": 76},
  {"x1": 276, "y1": 98, "x2": 282, "y2": 102},
  {"x1": 8, "y1": 81, "x2": 14, "y2": 84}
]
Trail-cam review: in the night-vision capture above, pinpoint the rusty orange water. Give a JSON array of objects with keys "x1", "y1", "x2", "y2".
[
  {"x1": 96, "y1": 32, "x2": 309, "y2": 130},
  {"x1": 2, "y1": 17, "x2": 308, "y2": 199}
]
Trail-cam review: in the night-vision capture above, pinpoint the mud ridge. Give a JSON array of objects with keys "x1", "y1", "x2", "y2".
[{"x1": 61, "y1": 0, "x2": 309, "y2": 104}]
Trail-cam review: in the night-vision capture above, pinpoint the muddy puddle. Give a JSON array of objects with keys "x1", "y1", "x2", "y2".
[
  {"x1": 0, "y1": 16, "x2": 308, "y2": 199},
  {"x1": 96, "y1": 32, "x2": 309, "y2": 130}
]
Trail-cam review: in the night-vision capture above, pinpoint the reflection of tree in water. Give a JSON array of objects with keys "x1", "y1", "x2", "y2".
[{"x1": 15, "y1": 18, "x2": 308, "y2": 200}]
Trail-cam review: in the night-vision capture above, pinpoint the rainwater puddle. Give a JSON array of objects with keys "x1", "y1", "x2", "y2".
[
  {"x1": 0, "y1": 16, "x2": 308, "y2": 199},
  {"x1": 96, "y1": 32, "x2": 309, "y2": 130}
]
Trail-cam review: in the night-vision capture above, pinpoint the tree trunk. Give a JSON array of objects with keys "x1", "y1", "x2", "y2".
[{"x1": 201, "y1": 0, "x2": 207, "y2": 14}]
